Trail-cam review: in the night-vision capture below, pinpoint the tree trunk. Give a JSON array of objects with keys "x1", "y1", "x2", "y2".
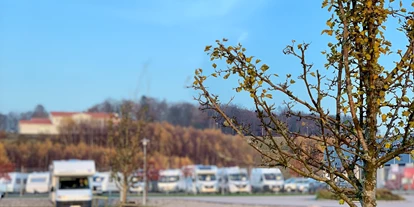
[
  {"x1": 360, "y1": 163, "x2": 377, "y2": 207},
  {"x1": 120, "y1": 176, "x2": 128, "y2": 204}
]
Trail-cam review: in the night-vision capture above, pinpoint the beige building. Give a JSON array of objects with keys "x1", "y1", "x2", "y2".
[{"x1": 19, "y1": 111, "x2": 117, "y2": 135}]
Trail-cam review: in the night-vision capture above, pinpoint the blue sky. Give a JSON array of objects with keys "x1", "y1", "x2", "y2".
[{"x1": 0, "y1": 0, "x2": 409, "y2": 113}]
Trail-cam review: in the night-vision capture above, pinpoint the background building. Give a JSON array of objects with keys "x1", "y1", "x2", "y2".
[{"x1": 19, "y1": 111, "x2": 116, "y2": 135}]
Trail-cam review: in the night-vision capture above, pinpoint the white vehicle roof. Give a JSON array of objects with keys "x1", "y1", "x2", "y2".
[
  {"x1": 159, "y1": 169, "x2": 183, "y2": 176},
  {"x1": 195, "y1": 165, "x2": 217, "y2": 174},
  {"x1": 251, "y1": 168, "x2": 282, "y2": 174},
  {"x1": 219, "y1": 167, "x2": 248, "y2": 174},
  {"x1": 51, "y1": 160, "x2": 96, "y2": 176},
  {"x1": 28, "y1": 172, "x2": 49, "y2": 177}
]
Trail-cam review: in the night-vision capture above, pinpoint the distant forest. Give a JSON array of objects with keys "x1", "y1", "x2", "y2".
[
  {"x1": 0, "y1": 96, "x2": 327, "y2": 137},
  {"x1": 0, "y1": 96, "x2": 337, "y2": 177}
]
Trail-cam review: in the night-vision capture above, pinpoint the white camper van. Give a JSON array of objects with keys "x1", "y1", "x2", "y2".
[
  {"x1": 157, "y1": 169, "x2": 186, "y2": 193},
  {"x1": 26, "y1": 172, "x2": 49, "y2": 193},
  {"x1": 218, "y1": 167, "x2": 251, "y2": 194},
  {"x1": 250, "y1": 168, "x2": 284, "y2": 193},
  {"x1": 92, "y1": 172, "x2": 119, "y2": 194},
  {"x1": 0, "y1": 172, "x2": 28, "y2": 193},
  {"x1": 49, "y1": 160, "x2": 95, "y2": 207},
  {"x1": 183, "y1": 165, "x2": 218, "y2": 194}
]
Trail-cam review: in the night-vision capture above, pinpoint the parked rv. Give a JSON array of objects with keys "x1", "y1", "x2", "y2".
[
  {"x1": 25, "y1": 172, "x2": 49, "y2": 194},
  {"x1": 218, "y1": 167, "x2": 251, "y2": 194},
  {"x1": 183, "y1": 165, "x2": 218, "y2": 194},
  {"x1": 129, "y1": 171, "x2": 144, "y2": 194},
  {"x1": 0, "y1": 172, "x2": 28, "y2": 193},
  {"x1": 92, "y1": 172, "x2": 119, "y2": 194},
  {"x1": 49, "y1": 160, "x2": 95, "y2": 207},
  {"x1": 250, "y1": 168, "x2": 284, "y2": 193},
  {"x1": 157, "y1": 169, "x2": 186, "y2": 193}
]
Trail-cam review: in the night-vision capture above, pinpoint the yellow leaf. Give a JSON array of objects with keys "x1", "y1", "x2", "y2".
[
  {"x1": 381, "y1": 114, "x2": 387, "y2": 122},
  {"x1": 226, "y1": 59, "x2": 232, "y2": 64},
  {"x1": 367, "y1": 0, "x2": 372, "y2": 7},
  {"x1": 322, "y1": 30, "x2": 333, "y2": 36},
  {"x1": 310, "y1": 72, "x2": 316, "y2": 77},
  {"x1": 256, "y1": 59, "x2": 261, "y2": 64},
  {"x1": 385, "y1": 143, "x2": 391, "y2": 149},
  {"x1": 236, "y1": 87, "x2": 242, "y2": 92},
  {"x1": 366, "y1": 54, "x2": 371, "y2": 60},
  {"x1": 395, "y1": 156, "x2": 401, "y2": 161},
  {"x1": 402, "y1": 111, "x2": 410, "y2": 116},
  {"x1": 223, "y1": 120, "x2": 230, "y2": 127},
  {"x1": 246, "y1": 57, "x2": 252, "y2": 63},
  {"x1": 297, "y1": 44, "x2": 302, "y2": 49},
  {"x1": 402, "y1": 96, "x2": 409, "y2": 102},
  {"x1": 265, "y1": 94, "x2": 273, "y2": 99},
  {"x1": 204, "y1": 45, "x2": 212, "y2": 52},
  {"x1": 326, "y1": 20, "x2": 333, "y2": 28},
  {"x1": 212, "y1": 73, "x2": 217, "y2": 77},
  {"x1": 339, "y1": 199, "x2": 345, "y2": 205},
  {"x1": 261, "y1": 64, "x2": 269, "y2": 72},
  {"x1": 290, "y1": 79, "x2": 296, "y2": 84},
  {"x1": 212, "y1": 63, "x2": 217, "y2": 68},
  {"x1": 223, "y1": 73, "x2": 230, "y2": 79}
]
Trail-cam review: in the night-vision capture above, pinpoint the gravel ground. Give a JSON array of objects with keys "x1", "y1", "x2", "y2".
[{"x1": 1, "y1": 195, "x2": 414, "y2": 207}]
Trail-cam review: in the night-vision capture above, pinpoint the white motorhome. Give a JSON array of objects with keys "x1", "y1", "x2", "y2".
[
  {"x1": 250, "y1": 168, "x2": 284, "y2": 193},
  {"x1": 183, "y1": 165, "x2": 218, "y2": 194},
  {"x1": 25, "y1": 172, "x2": 49, "y2": 193},
  {"x1": 157, "y1": 169, "x2": 186, "y2": 193},
  {"x1": 0, "y1": 172, "x2": 28, "y2": 193},
  {"x1": 49, "y1": 160, "x2": 95, "y2": 207},
  {"x1": 129, "y1": 172, "x2": 144, "y2": 194},
  {"x1": 92, "y1": 172, "x2": 120, "y2": 194},
  {"x1": 218, "y1": 167, "x2": 251, "y2": 194}
]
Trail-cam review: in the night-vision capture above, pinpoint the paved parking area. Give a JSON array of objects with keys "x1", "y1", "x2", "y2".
[{"x1": 1, "y1": 195, "x2": 414, "y2": 207}]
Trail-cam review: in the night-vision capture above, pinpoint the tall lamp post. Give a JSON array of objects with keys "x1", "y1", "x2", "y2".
[{"x1": 142, "y1": 138, "x2": 149, "y2": 206}]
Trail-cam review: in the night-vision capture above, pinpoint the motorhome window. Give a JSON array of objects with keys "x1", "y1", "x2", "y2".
[
  {"x1": 16, "y1": 178, "x2": 21, "y2": 183},
  {"x1": 159, "y1": 176, "x2": 179, "y2": 183},
  {"x1": 59, "y1": 177, "x2": 89, "y2": 189},
  {"x1": 132, "y1": 176, "x2": 143, "y2": 183},
  {"x1": 30, "y1": 177, "x2": 47, "y2": 183},
  {"x1": 264, "y1": 173, "x2": 283, "y2": 180},
  {"x1": 197, "y1": 174, "x2": 216, "y2": 181},
  {"x1": 1, "y1": 179, "x2": 11, "y2": 184},
  {"x1": 93, "y1": 176, "x2": 104, "y2": 182},
  {"x1": 229, "y1": 173, "x2": 248, "y2": 181}
]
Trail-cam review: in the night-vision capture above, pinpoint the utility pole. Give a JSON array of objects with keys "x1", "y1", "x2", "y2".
[{"x1": 142, "y1": 138, "x2": 150, "y2": 206}]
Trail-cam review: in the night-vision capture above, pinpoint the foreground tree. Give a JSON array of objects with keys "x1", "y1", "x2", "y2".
[
  {"x1": 193, "y1": 1, "x2": 414, "y2": 206},
  {"x1": 107, "y1": 103, "x2": 145, "y2": 204},
  {"x1": 0, "y1": 142, "x2": 14, "y2": 179}
]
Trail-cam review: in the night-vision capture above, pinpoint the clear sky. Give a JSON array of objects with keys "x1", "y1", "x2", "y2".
[{"x1": 0, "y1": 0, "x2": 409, "y2": 113}]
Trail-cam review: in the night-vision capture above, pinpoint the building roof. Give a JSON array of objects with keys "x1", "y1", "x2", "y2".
[
  {"x1": 50, "y1": 111, "x2": 114, "y2": 119},
  {"x1": 19, "y1": 118, "x2": 52, "y2": 125}
]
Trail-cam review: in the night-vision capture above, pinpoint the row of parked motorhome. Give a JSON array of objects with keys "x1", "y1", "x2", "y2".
[
  {"x1": 1, "y1": 161, "x2": 326, "y2": 207},
  {"x1": 0, "y1": 160, "x2": 96, "y2": 207},
  {"x1": 88, "y1": 165, "x2": 286, "y2": 195}
]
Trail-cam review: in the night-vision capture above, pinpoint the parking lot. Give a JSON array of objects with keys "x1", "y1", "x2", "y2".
[{"x1": 1, "y1": 193, "x2": 414, "y2": 207}]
